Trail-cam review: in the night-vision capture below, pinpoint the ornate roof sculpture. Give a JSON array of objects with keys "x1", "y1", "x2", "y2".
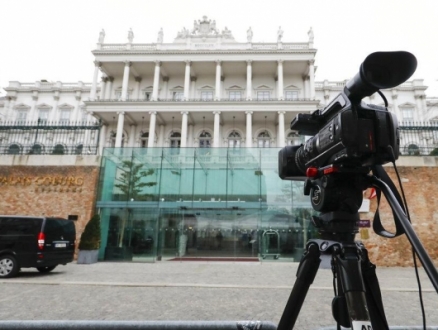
[{"x1": 174, "y1": 16, "x2": 236, "y2": 43}]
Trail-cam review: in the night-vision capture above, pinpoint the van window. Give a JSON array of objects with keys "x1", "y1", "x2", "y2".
[
  {"x1": 43, "y1": 219, "x2": 75, "y2": 240},
  {"x1": 0, "y1": 218, "x2": 40, "y2": 236}
]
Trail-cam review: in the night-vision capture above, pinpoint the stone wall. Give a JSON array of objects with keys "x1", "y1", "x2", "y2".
[
  {"x1": 0, "y1": 165, "x2": 100, "y2": 254},
  {"x1": 362, "y1": 166, "x2": 438, "y2": 267}
]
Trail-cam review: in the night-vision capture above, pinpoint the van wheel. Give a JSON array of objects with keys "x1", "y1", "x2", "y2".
[
  {"x1": 0, "y1": 255, "x2": 19, "y2": 278},
  {"x1": 37, "y1": 266, "x2": 57, "y2": 273}
]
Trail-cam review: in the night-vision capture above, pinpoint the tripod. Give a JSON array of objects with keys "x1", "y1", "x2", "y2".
[{"x1": 277, "y1": 166, "x2": 438, "y2": 330}]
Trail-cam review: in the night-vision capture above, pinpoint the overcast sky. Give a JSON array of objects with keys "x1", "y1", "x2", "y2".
[{"x1": 1, "y1": 0, "x2": 437, "y2": 97}]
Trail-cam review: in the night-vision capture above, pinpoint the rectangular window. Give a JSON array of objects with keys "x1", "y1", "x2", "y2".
[
  {"x1": 257, "y1": 91, "x2": 270, "y2": 100},
  {"x1": 201, "y1": 91, "x2": 214, "y2": 100},
  {"x1": 17, "y1": 111, "x2": 27, "y2": 121},
  {"x1": 60, "y1": 110, "x2": 71, "y2": 123},
  {"x1": 402, "y1": 108, "x2": 414, "y2": 121},
  {"x1": 229, "y1": 91, "x2": 241, "y2": 100},
  {"x1": 144, "y1": 92, "x2": 152, "y2": 101},
  {"x1": 285, "y1": 91, "x2": 298, "y2": 100},
  {"x1": 38, "y1": 110, "x2": 49, "y2": 122},
  {"x1": 173, "y1": 91, "x2": 184, "y2": 101}
]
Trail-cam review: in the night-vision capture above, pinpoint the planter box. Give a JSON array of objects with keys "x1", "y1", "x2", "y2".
[
  {"x1": 104, "y1": 246, "x2": 133, "y2": 261},
  {"x1": 77, "y1": 250, "x2": 99, "y2": 264}
]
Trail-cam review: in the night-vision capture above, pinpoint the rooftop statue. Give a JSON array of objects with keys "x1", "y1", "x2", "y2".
[
  {"x1": 247, "y1": 27, "x2": 253, "y2": 42},
  {"x1": 128, "y1": 28, "x2": 134, "y2": 43},
  {"x1": 277, "y1": 26, "x2": 284, "y2": 42},
  {"x1": 157, "y1": 28, "x2": 163, "y2": 43},
  {"x1": 98, "y1": 29, "x2": 105, "y2": 44},
  {"x1": 308, "y1": 27, "x2": 314, "y2": 42}
]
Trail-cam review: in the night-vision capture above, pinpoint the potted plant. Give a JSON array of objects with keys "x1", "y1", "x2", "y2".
[{"x1": 77, "y1": 214, "x2": 101, "y2": 264}]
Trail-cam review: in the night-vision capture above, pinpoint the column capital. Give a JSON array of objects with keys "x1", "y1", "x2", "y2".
[
  {"x1": 221, "y1": 76, "x2": 225, "y2": 82},
  {"x1": 75, "y1": 95, "x2": 81, "y2": 101},
  {"x1": 135, "y1": 76, "x2": 142, "y2": 82},
  {"x1": 94, "y1": 61, "x2": 101, "y2": 67},
  {"x1": 149, "y1": 111, "x2": 157, "y2": 115},
  {"x1": 117, "y1": 111, "x2": 125, "y2": 115},
  {"x1": 54, "y1": 95, "x2": 60, "y2": 101},
  {"x1": 185, "y1": 60, "x2": 191, "y2": 66},
  {"x1": 213, "y1": 111, "x2": 221, "y2": 115},
  {"x1": 190, "y1": 76, "x2": 197, "y2": 82},
  {"x1": 181, "y1": 111, "x2": 189, "y2": 115},
  {"x1": 277, "y1": 59, "x2": 284, "y2": 64},
  {"x1": 32, "y1": 95, "x2": 38, "y2": 101},
  {"x1": 278, "y1": 111, "x2": 286, "y2": 115},
  {"x1": 163, "y1": 76, "x2": 169, "y2": 82},
  {"x1": 108, "y1": 76, "x2": 114, "y2": 82},
  {"x1": 246, "y1": 59, "x2": 253, "y2": 64},
  {"x1": 129, "y1": 123, "x2": 137, "y2": 127},
  {"x1": 308, "y1": 59, "x2": 315, "y2": 66},
  {"x1": 102, "y1": 77, "x2": 108, "y2": 83},
  {"x1": 245, "y1": 111, "x2": 253, "y2": 115},
  {"x1": 124, "y1": 60, "x2": 132, "y2": 67},
  {"x1": 155, "y1": 60, "x2": 161, "y2": 66},
  {"x1": 302, "y1": 75, "x2": 310, "y2": 81},
  {"x1": 216, "y1": 60, "x2": 222, "y2": 65}
]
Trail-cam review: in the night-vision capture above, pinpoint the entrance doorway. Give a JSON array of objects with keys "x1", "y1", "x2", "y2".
[{"x1": 157, "y1": 208, "x2": 260, "y2": 260}]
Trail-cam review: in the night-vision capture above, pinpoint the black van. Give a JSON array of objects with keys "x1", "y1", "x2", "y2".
[{"x1": 0, "y1": 216, "x2": 76, "y2": 278}]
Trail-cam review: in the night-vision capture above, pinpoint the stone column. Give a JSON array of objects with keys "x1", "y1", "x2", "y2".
[
  {"x1": 277, "y1": 60, "x2": 284, "y2": 100},
  {"x1": 152, "y1": 61, "x2": 161, "y2": 101},
  {"x1": 158, "y1": 124, "x2": 165, "y2": 147},
  {"x1": 135, "y1": 76, "x2": 142, "y2": 100},
  {"x1": 246, "y1": 60, "x2": 252, "y2": 100},
  {"x1": 184, "y1": 61, "x2": 191, "y2": 100},
  {"x1": 190, "y1": 76, "x2": 197, "y2": 99},
  {"x1": 129, "y1": 124, "x2": 136, "y2": 147},
  {"x1": 98, "y1": 124, "x2": 107, "y2": 155},
  {"x1": 215, "y1": 60, "x2": 221, "y2": 100},
  {"x1": 246, "y1": 111, "x2": 253, "y2": 148},
  {"x1": 148, "y1": 111, "x2": 157, "y2": 148},
  {"x1": 213, "y1": 111, "x2": 221, "y2": 147},
  {"x1": 415, "y1": 95, "x2": 423, "y2": 122},
  {"x1": 304, "y1": 76, "x2": 310, "y2": 99},
  {"x1": 188, "y1": 124, "x2": 194, "y2": 147},
  {"x1": 30, "y1": 92, "x2": 38, "y2": 122},
  {"x1": 100, "y1": 76, "x2": 107, "y2": 100},
  {"x1": 115, "y1": 111, "x2": 125, "y2": 148},
  {"x1": 106, "y1": 76, "x2": 114, "y2": 99},
  {"x1": 308, "y1": 60, "x2": 315, "y2": 100},
  {"x1": 121, "y1": 61, "x2": 131, "y2": 101},
  {"x1": 74, "y1": 94, "x2": 82, "y2": 122},
  {"x1": 51, "y1": 94, "x2": 59, "y2": 121},
  {"x1": 90, "y1": 61, "x2": 100, "y2": 101},
  {"x1": 163, "y1": 77, "x2": 169, "y2": 100},
  {"x1": 278, "y1": 111, "x2": 285, "y2": 147},
  {"x1": 181, "y1": 111, "x2": 188, "y2": 147},
  {"x1": 422, "y1": 95, "x2": 428, "y2": 122},
  {"x1": 7, "y1": 97, "x2": 16, "y2": 121}
]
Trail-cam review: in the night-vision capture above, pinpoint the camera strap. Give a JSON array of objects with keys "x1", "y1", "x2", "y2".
[{"x1": 371, "y1": 165, "x2": 405, "y2": 238}]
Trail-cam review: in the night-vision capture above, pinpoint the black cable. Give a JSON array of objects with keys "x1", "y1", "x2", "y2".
[
  {"x1": 377, "y1": 90, "x2": 389, "y2": 108},
  {"x1": 391, "y1": 159, "x2": 427, "y2": 330}
]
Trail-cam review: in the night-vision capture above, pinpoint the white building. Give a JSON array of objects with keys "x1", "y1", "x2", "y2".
[{"x1": 0, "y1": 17, "x2": 435, "y2": 156}]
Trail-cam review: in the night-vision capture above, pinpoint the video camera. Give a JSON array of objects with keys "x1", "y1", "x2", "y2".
[{"x1": 278, "y1": 51, "x2": 417, "y2": 179}]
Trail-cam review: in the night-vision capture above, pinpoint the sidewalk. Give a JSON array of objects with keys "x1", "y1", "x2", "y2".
[{"x1": 0, "y1": 261, "x2": 437, "y2": 329}]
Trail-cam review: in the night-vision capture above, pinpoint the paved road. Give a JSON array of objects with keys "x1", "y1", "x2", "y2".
[{"x1": 0, "y1": 261, "x2": 437, "y2": 329}]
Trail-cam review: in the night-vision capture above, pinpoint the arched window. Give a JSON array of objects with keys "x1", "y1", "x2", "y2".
[
  {"x1": 405, "y1": 144, "x2": 420, "y2": 156},
  {"x1": 257, "y1": 131, "x2": 271, "y2": 148},
  {"x1": 8, "y1": 144, "x2": 21, "y2": 155},
  {"x1": 199, "y1": 131, "x2": 212, "y2": 148},
  {"x1": 286, "y1": 132, "x2": 303, "y2": 146},
  {"x1": 228, "y1": 131, "x2": 241, "y2": 148},
  {"x1": 52, "y1": 144, "x2": 65, "y2": 155},
  {"x1": 140, "y1": 132, "x2": 149, "y2": 148},
  {"x1": 75, "y1": 144, "x2": 84, "y2": 155},
  {"x1": 30, "y1": 143, "x2": 44, "y2": 154},
  {"x1": 170, "y1": 132, "x2": 181, "y2": 148}
]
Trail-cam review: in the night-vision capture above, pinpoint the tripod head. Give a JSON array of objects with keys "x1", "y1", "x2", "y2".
[{"x1": 304, "y1": 165, "x2": 370, "y2": 243}]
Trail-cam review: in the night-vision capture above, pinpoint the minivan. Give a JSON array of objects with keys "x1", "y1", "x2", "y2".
[{"x1": 0, "y1": 216, "x2": 76, "y2": 278}]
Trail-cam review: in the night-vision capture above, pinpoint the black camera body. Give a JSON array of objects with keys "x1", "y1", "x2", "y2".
[{"x1": 279, "y1": 51, "x2": 417, "y2": 180}]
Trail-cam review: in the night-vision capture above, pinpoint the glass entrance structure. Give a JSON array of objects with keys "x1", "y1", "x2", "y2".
[{"x1": 96, "y1": 148, "x2": 316, "y2": 262}]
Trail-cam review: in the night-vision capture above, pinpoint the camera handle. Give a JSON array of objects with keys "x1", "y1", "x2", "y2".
[{"x1": 277, "y1": 238, "x2": 389, "y2": 330}]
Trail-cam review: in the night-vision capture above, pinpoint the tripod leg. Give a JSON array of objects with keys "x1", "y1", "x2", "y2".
[
  {"x1": 277, "y1": 242, "x2": 321, "y2": 330},
  {"x1": 359, "y1": 243, "x2": 389, "y2": 330},
  {"x1": 334, "y1": 245, "x2": 374, "y2": 330}
]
